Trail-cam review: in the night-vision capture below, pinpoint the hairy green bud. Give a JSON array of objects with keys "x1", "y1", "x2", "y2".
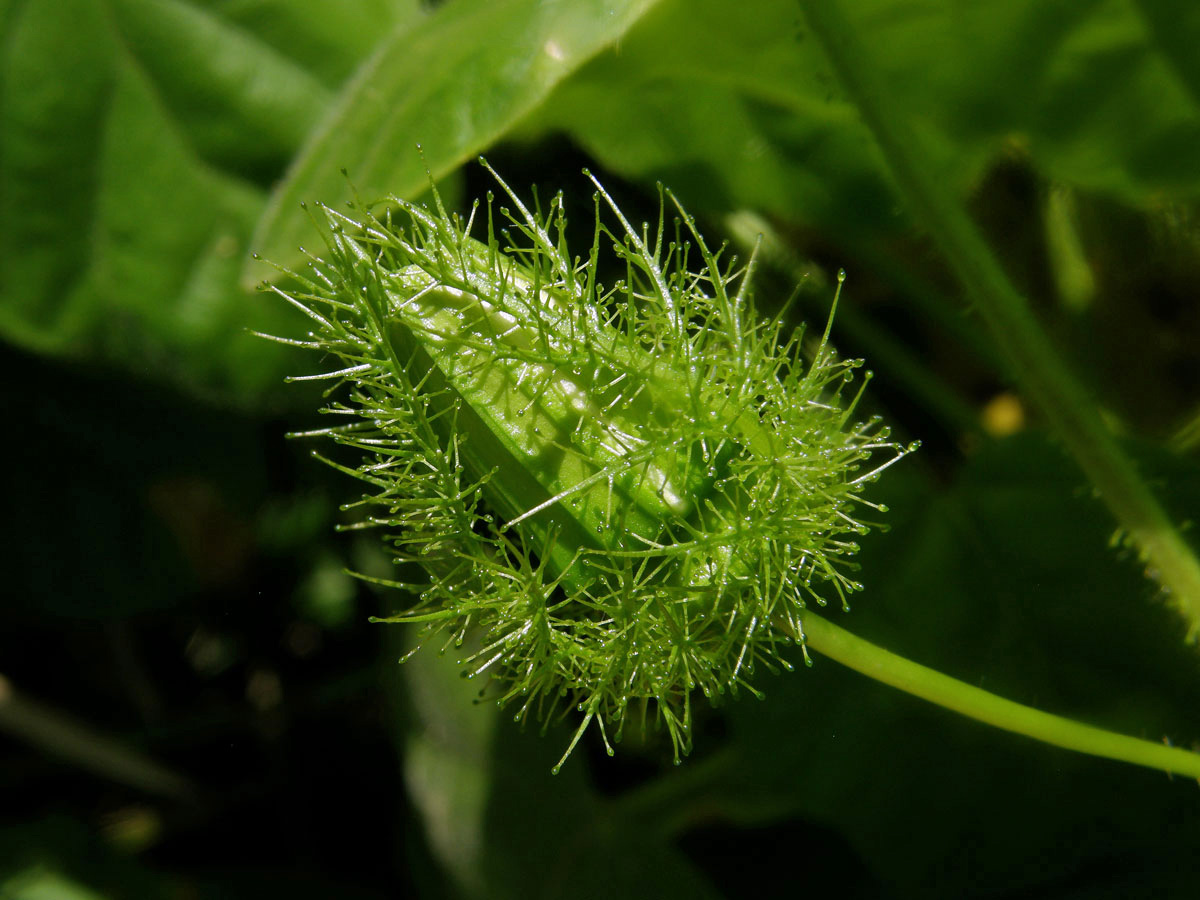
[{"x1": 269, "y1": 162, "x2": 911, "y2": 771}]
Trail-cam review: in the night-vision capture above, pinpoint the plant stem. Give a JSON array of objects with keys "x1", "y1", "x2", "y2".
[
  {"x1": 799, "y1": 0, "x2": 1200, "y2": 639},
  {"x1": 800, "y1": 615, "x2": 1200, "y2": 780},
  {"x1": 0, "y1": 674, "x2": 196, "y2": 801}
]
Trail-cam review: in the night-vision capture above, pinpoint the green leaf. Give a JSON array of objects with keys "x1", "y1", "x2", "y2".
[
  {"x1": 479, "y1": 720, "x2": 724, "y2": 900},
  {"x1": 103, "y1": 0, "x2": 332, "y2": 175},
  {"x1": 1131, "y1": 0, "x2": 1200, "y2": 111},
  {"x1": 2, "y1": 868, "x2": 111, "y2": 900},
  {"x1": 0, "y1": 0, "x2": 306, "y2": 403},
  {"x1": 244, "y1": 0, "x2": 663, "y2": 287},
  {"x1": 193, "y1": 0, "x2": 424, "y2": 88},
  {"x1": 389, "y1": 596, "x2": 710, "y2": 900},
  {"x1": 0, "y1": 818, "x2": 170, "y2": 900},
  {"x1": 535, "y1": 0, "x2": 1200, "y2": 238},
  {"x1": 883, "y1": 0, "x2": 1200, "y2": 201},
  {"x1": 399, "y1": 632, "x2": 499, "y2": 900},
  {"x1": 534, "y1": 0, "x2": 901, "y2": 239}
]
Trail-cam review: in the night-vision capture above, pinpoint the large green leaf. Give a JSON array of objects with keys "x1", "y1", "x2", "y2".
[
  {"x1": 102, "y1": 0, "x2": 332, "y2": 176},
  {"x1": 245, "y1": 0, "x2": 663, "y2": 286},
  {"x1": 866, "y1": 0, "x2": 1200, "y2": 201},
  {"x1": 534, "y1": 0, "x2": 903, "y2": 238},
  {"x1": 536, "y1": 0, "x2": 1200, "y2": 235},
  {"x1": 192, "y1": 0, "x2": 424, "y2": 88},
  {"x1": 0, "y1": 0, "x2": 352, "y2": 404}
]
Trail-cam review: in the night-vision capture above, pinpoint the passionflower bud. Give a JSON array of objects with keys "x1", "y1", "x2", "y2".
[{"x1": 271, "y1": 161, "x2": 911, "y2": 771}]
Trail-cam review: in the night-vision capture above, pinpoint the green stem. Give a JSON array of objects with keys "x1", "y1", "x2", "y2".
[
  {"x1": 799, "y1": 0, "x2": 1200, "y2": 639},
  {"x1": 801, "y1": 615, "x2": 1200, "y2": 780},
  {"x1": 0, "y1": 674, "x2": 196, "y2": 801}
]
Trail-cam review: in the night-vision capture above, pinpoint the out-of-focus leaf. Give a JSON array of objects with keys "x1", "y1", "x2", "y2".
[
  {"x1": 397, "y1": 609, "x2": 719, "y2": 900},
  {"x1": 400, "y1": 634, "x2": 498, "y2": 900},
  {"x1": 536, "y1": 0, "x2": 1200, "y2": 238},
  {"x1": 534, "y1": 0, "x2": 899, "y2": 238},
  {"x1": 245, "y1": 0, "x2": 663, "y2": 286},
  {"x1": 2, "y1": 867, "x2": 110, "y2": 900},
  {"x1": 479, "y1": 721, "x2": 724, "y2": 900},
  {"x1": 0, "y1": 0, "x2": 308, "y2": 404},
  {"x1": 895, "y1": 0, "x2": 1200, "y2": 201},
  {"x1": 393, "y1": 598, "x2": 723, "y2": 899},
  {"x1": 195, "y1": 0, "x2": 424, "y2": 88},
  {"x1": 1131, "y1": 0, "x2": 1200, "y2": 110},
  {"x1": 0, "y1": 819, "x2": 169, "y2": 900},
  {"x1": 104, "y1": 0, "x2": 332, "y2": 175}
]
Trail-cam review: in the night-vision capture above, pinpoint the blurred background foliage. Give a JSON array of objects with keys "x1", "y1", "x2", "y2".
[{"x1": 2, "y1": 0, "x2": 1200, "y2": 896}]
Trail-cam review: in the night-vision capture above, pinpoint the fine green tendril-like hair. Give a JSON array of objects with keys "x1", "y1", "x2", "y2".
[{"x1": 267, "y1": 161, "x2": 913, "y2": 771}]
